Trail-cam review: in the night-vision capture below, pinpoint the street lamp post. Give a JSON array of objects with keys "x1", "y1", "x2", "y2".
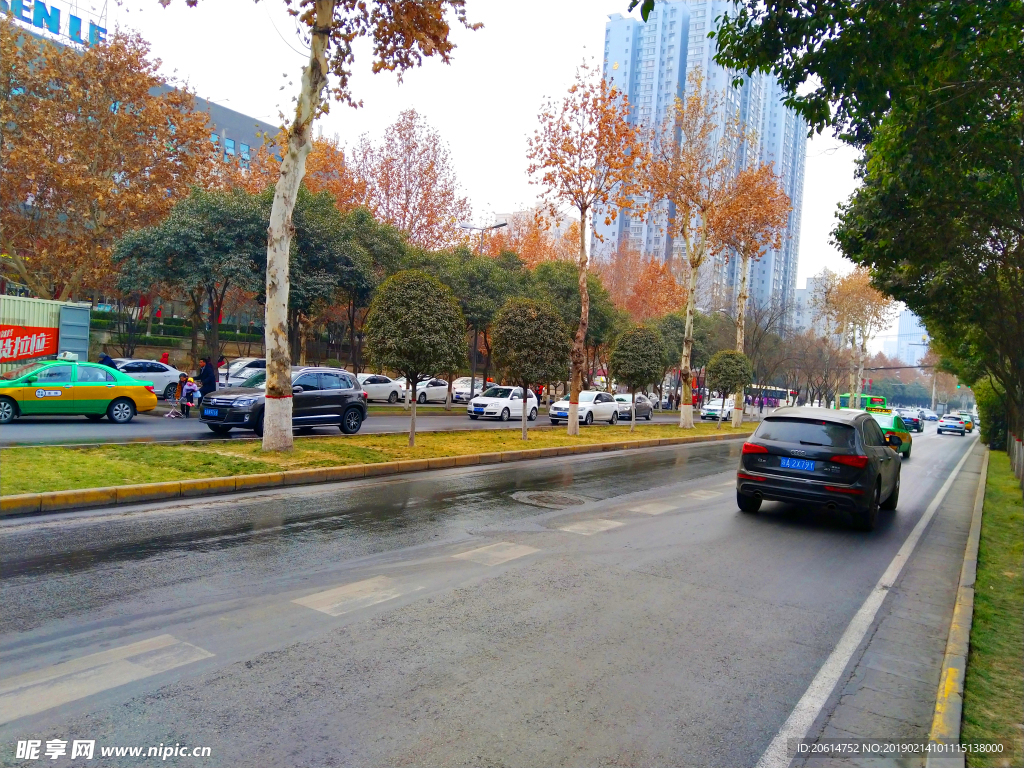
[{"x1": 458, "y1": 221, "x2": 508, "y2": 399}]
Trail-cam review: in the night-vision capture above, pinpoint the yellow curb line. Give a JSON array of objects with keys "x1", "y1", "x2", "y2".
[
  {"x1": 0, "y1": 430, "x2": 753, "y2": 517},
  {"x1": 926, "y1": 446, "x2": 989, "y2": 768}
]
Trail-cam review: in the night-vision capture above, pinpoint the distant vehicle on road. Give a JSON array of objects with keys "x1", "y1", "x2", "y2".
[
  {"x1": 0, "y1": 360, "x2": 157, "y2": 425},
  {"x1": 956, "y1": 412, "x2": 974, "y2": 432},
  {"x1": 390, "y1": 377, "x2": 451, "y2": 404},
  {"x1": 935, "y1": 414, "x2": 966, "y2": 436},
  {"x1": 451, "y1": 377, "x2": 486, "y2": 404},
  {"x1": 112, "y1": 358, "x2": 185, "y2": 400},
  {"x1": 467, "y1": 386, "x2": 538, "y2": 421},
  {"x1": 867, "y1": 409, "x2": 913, "y2": 459},
  {"x1": 894, "y1": 408, "x2": 924, "y2": 433},
  {"x1": 700, "y1": 398, "x2": 733, "y2": 421},
  {"x1": 614, "y1": 393, "x2": 654, "y2": 421},
  {"x1": 222, "y1": 358, "x2": 266, "y2": 387},
  {"x1": 199, "y1": 366, "x2": 366, "y2": 436},
  {"x1": 549, "y1": 391, "x2": 618, "y2": 426},
  {"x1": 735, "y1": 406, "x2": 903, "y2": 531},
  {"x1": 357, "y1": 373, "x2": 403, "y2": 403},
  {"x1": 920, "y1": 408, "x2": 939, "y2": 421},
  {"x1": 838, "y1": 393, "x2": 888, "y2": 409}
]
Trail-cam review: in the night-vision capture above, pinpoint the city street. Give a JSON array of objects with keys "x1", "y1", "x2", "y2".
[
  {"x1": 0, "y1": 407, "x2": 683, "y2": 446},
  {"x1": 0, "y1": 428, "x2": 976, "y2": 766}
]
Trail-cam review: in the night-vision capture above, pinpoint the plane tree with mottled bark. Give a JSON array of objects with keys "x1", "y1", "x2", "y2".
[{"x1": 165, "y1": 0, "x2": 478, "y2": 451}]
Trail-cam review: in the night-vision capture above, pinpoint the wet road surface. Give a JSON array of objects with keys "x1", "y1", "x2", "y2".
[{"x1": 0, "y1": 428, "x2": 975, "y2": 766}]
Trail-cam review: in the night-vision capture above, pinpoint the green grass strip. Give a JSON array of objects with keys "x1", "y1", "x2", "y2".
[
  {"x1": 2, "y1": 422, "x2": 749, "y2": 496},
  {"x1": 962, "y1": 451, "x2": 1024, "y2": 767}
]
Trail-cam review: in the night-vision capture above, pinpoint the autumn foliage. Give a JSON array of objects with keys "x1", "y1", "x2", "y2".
[{"x1": 0, "y1": 20, "x2": 213, "y2": 299}]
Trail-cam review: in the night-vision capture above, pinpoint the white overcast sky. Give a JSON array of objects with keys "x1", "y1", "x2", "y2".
[{"x1": 109, "y1": 0, "x2": 862, "y2": 293}]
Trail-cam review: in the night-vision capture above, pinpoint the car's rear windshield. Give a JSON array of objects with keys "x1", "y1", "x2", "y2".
[
  {"x1": 754, "y1": 417, "x2": 858, "y2": 449},
  {"x1": 870, "y1": 413, "x2": 895, "y2": 429}
]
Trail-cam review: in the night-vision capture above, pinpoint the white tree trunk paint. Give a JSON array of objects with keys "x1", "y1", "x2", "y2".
[
  {"x1": 678, "y1": 257, "x2": 700, "y2": 429},
  {"x1": 567, "y1": 206, "x2": 590, "y2": 437},
  {"x1": 262, "y1": 0, "x2": 334, "y2": 452}
]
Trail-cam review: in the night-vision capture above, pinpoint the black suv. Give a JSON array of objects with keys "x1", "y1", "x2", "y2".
[
  {"x1": 199, "y1": 366, "x2": 367, "y2": 436},
  {"x1": 736, "y1": 406, "x2": 903, "y2": 531}
]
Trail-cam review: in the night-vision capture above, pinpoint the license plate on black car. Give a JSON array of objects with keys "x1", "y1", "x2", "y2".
[
  {"x1": 203, "y1": 408, "x2": 219, "y2": 417},
  {"x1": 780, "y1": 457, "x2": 815, "y2": 471}
]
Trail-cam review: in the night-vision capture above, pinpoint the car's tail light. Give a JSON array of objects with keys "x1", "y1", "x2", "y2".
[
  {"x1": 737, "y1": 471, "x2": 765, "y2": 481},
  {"x1": 742, "y1": 442, "x2": 768, "y2": 454},
  {"x1": 362, "y1": 391, "x2": 368, "y2": 400},
  {"x1": 830, "y1": 454, "x2": 869, "y2": 469},
  {"x1": 145, "y1": 385, "x2": 155, "y2": 393}
]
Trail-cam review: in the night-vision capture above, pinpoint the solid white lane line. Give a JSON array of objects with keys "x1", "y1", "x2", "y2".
[
  {"x1": 755, "y1": 437, "x2": 978, "y2": 768},
  {"x1": 0, "y1": 634, "x2": 213, "y2": 724},
  {"x1": 629, "y1": 501, "x2": 676, "y2": 516},
  {"x1": 293, "y1": 575, "x2": 406, "y2": 617},
  {"x1": 687, "y1": 489, "x2": 723, "y2": 500},
  {"x1": 452, "y1": 541, "x2": 539, "y2": 566},
  {"x1": 559, "y1": 519, "x2": 625, "y2": 536}
]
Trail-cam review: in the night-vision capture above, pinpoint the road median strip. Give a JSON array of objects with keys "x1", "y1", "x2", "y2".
[{"x1": 0, "y1": 428, "x2": 751, "y2": 516}]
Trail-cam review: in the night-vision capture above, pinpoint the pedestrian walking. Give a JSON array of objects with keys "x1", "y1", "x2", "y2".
[
  {"x1": 159, "y1": 351, "x2": 170, "y2": 365},
  {"x1": 98, "y1": 352, "x2": 117, "y2": 369},
  {"x1": 197, "y1": 357, "x2": 217, "y2": 397}
]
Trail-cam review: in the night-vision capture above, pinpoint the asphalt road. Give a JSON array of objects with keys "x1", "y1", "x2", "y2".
[
  {"x1": 0, "y1": 407, "x2": 682, "y2": 447},
  {"x1": 0, "y1": 427, "x2": 974, "y2": 767}
]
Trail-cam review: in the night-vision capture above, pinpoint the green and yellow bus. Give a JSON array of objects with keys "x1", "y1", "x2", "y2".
[{"x1": 838, "y1": 393, "x2": 888, "y2": 410}]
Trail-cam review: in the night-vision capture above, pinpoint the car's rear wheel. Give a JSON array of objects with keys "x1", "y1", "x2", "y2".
[
  {"x1": 609, "y1": 411, "x2": 618, "y2": 425},
  {"x1": 737, "y1": 491, "x2": 761, "y2": 514},
  {"x1": 107, "y1": 398, "x2": 135, "y2": 424},
  {"x1": 500, "y1": 408, "x2": 510, "y2": 422},
  {"x1": 903, "y1": 444, "x2": 911, "y2": 459},
  {"x1": 584, "y1": 412, "x2": 594, "y2": 426},
  {"x1": 881, "y1": 470, "x2": 900, "y2": 511},
  {"x1": 0, "y1": 397, "x2": 17, "y2": 424},
  {"x1": 387, "y1": 391, "x2": 398, "y2": 403},
  {"x1": 341, "y1": 408, "x2": 363, "y2": 434},
  {"x1": 645, "y1": 410, "x2": 652, "y2": 421},
  {"x1": 856, "y1": 482, "x2": 881, "y2": 531},
  {"x1": 207, "y1": 424, "x2": 232, "y2": 434},
  {"x1": 163, "y1": 383, "x2": 178, "y2": 401},
  {"x1": 252, "y1": 413, "x2": 265, "y2": 437},
  {"x1": 528, "y1": 407, "x2": 538, "y2": 421}
]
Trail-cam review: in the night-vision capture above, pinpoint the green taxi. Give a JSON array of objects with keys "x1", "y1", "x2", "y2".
[
  {"x1": 866, "y1": 407, "x2": 913, "y2": 459},
  {"x1": 959, "y1": 412, "x2": 974, "y2": 432},
  {"x1": 0, "y1": 360, "x2": 158, "y2": 424}
]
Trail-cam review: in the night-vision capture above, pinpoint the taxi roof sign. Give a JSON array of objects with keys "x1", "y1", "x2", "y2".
[{"x1": 865, "y1": 406, "x2": 893, "y2": 414}]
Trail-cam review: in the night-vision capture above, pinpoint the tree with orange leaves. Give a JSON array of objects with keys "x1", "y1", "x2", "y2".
[
  {"x1": 717, "y1": 163, "x2": 790, "y2": 426},
  {"x1": 624, "y1": 259, "x2": 687, "y2": 324},
  {"x1": 480, "y1": 210, "x2": 578, "y2": 268},
  {"x1": 170, "y1": 0, "x2": 478, "y2": 452},
  {"x1": 353, "y1": 109, "x2": 471, "y2": 250},
  {"x1": 0, "y1": 21, "x2": 212, "y2": 300},
  {"x1": 647, "y1": 69, "x2": 742, "y2": 428},
  {"x1": 527, "y1": 63, "x2": 648, "y2": 435}
]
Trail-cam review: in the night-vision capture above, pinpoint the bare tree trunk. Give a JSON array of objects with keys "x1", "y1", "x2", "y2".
[
  {"x1": 732, "y1": 250, "x2": 750, "y2": 428},
  {"x1": 408, "y1": 373, "x2": 418, "y2": 447},
  {"x1": 262, "y1": 0, "x2": 333, "y2": 452},
  {"x1": 678, "y1": 261, "x2": 699, "y2": 429},
  {"x1": 521, "y1": 383, "x2": 529, "y2": 441},
  {"x1": 445, "y1": 376, "x2": 453, "y2": 412},
  {"x1": 629, "y1": 385, "x2": 636, "y2": 433},
  {"x1": 568, "y1": 205, "x2": 590, "y2": 436},
  {"x1": 469, "y1": 329, "x2": 479, "y2": 399}
]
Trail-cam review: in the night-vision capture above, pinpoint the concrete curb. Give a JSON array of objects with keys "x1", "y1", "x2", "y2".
[
  {"x1": 0, "y1": 430, "x2": 752, "y2": 517},
  {"x1": 926, "y1": 445, "x2": 989, "y2": 768}
]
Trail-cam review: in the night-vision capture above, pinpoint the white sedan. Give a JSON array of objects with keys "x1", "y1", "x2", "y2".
[
  {"x1": 357, "y1": 373, "x2": 403, "y2": 403},
  {"x1": 700, "y1": 398, "x2": 733, "y2": 420},
  {"x1": 113, "y1": 359, "x2": 185, "y2": 400},
  {"x1": 451, "y1": 377, "x2": 486, "y2": 404},
  {"x1": 548, "y1": 391, "x2": 619, "y2": 426},
  {"x1": 467, "y1": 386, "x2": 538, "y2": 421},
  {"x1": 393, "y1": 377, "x2": 450, "y2": 404}
]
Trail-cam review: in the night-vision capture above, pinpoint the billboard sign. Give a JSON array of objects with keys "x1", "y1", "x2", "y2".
[
  {"x1": 1, "y1": 0, "x2": 107, "y2": 46},
  {"x1": 0, "y1": 324, "x2": 59, "y2": 363}
]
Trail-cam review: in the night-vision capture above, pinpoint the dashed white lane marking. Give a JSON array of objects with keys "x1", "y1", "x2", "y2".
[
  {"x1": 452, "y1": 541, "x2": 539, "y2": 566},
  {"x1": 293, "y1": 575, "x2": 408, "y2": 617},
  {"x1": 0, "y1": 634, "x2": 213, "y2": 724},
  {"x1": 559, "y1": 519, "x2": 625, "y2": 535},
  {"x1": 721, "y1": 480, "x2": 738, "y2": 487},
  {"x1": 687, "y1": 489, "x2": 723, "y2": 500},
  {"x1": 629, "y1": 501, "x2": 676, "y2": 516}
]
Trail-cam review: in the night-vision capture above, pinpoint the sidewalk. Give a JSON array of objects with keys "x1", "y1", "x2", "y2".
[{"x1": 797, "y1": 442, "x2": 986, "y2": 768}]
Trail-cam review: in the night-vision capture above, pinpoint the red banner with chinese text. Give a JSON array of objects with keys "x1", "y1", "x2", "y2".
[{"x1": 0, "y1": 325, "x2": 59, "y2": 363}]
